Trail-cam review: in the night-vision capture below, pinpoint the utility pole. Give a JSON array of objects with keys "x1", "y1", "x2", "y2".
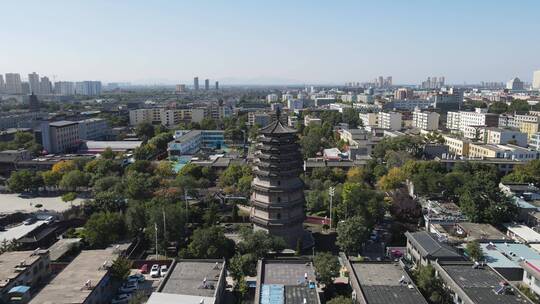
[
  {"x1": 162, "y1": 208, "x2": 167, "y2": 258},
  {"x1": 328, "y1": 187, "x2": 335, "y2": 229},
  {"x1": 154, "y1": 222, "x2": 158, "y2": 259}
]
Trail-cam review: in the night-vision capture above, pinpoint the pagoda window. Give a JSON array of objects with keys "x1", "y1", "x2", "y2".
[
  {"x1": 277, "y1": 197, "x2": 281, "y2": 203},
  {"x1": 277, "y1": 213, "x2": 281, "y2": 219}
]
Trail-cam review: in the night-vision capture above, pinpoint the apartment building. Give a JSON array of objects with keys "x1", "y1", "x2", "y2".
[
  {"x1": 520, "y1": 121, "x2": 540, "y2": 139},
  {"x1": 530, "y1": 133, "x2": 540, "y2": 151},
  {"x1": 468, "y1": 143, "x2": 539, "y2": 161},
  {"x1": 377, "y1": 112, "x2": 402, "y2": 130},
  {"x1": 304, "y1": 115, "x2": 322, "y2": 127},
  {"x1": 359, "y1": 112, "x2": 378, "y2": 128},
  {"x1": 446, "y1": 108, "x2": 498, "y2": 132},
  {"x1": 129, "y1": 108, "x2": 194, "y2": 126},
  {"x1": 443, "y1": 135, "x2": 470, "y2": 156},
  {"x1": 484, "y1": 128, "x2": 528, "y2": 147},
  {"x1": 41, "y1": 121, "x2": 80, "y2": 154},
  {"x1": 412, "y1": 110, "x2": 440, "y2": 131}
]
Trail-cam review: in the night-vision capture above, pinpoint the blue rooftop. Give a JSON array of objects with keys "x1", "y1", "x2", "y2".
[
  {"x1": 481, "y1": 242, "x2": 540, "y2": 268},
  {"x1": 261, "y1": 284, "x2": 284, "y2": 304}
]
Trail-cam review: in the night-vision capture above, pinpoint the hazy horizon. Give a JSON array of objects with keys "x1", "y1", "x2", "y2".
[{"x1": 2, "y1": 0, "x2": 539, "y2": 85}]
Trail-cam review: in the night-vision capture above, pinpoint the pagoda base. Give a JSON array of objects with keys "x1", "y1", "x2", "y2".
[{"x1": 253, "y1": 222, "x2": 313, "y2": 249}]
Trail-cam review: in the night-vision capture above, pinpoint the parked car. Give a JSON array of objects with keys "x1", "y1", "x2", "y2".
[
  {"x1": 160, "y1": 265, "x2": 168, "y2": 277},
  {"x1": 150, "y1": 264, "x2": 160, "y2": 278},
  {"x1": 111, "y1": 293, "x2": 132, "y2": 304},
  {"x1": 23, "y1": 218, "x2": 36, "y2": 225},
  {"x1": 128, "y1": 273, "x2": 145, "y2": 283},
  {"x1": 119, "y1": 282, "x2": 138, "y2": 294}
]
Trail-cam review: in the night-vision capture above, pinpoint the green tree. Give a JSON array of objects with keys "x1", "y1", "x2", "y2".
[
  {"x1": 488, "y1": 102, "x2": 508, "y2": 114},
  {"x1": 110, "y1": 256, "x2": 133, "y2": 280},
  {"x1": 459, "y1": 173, "x2": 516, "y2": 225},
  {"x1": 327, "y1": 296, "x2": 353, "y2": 304},
  {"x1": 135, "y1": 122, "x2": 155, "y2": 141},
  {"x1": 342, "y1": 108, "x2": 360, "y2": 128},
  {"x1": 84, "y1": 212, "x2": 126, "y2": 248},
  {"x1": 502, "y1": 160, "x2": 540, "y2": 186},
  {"x1": 59, "y1": 170, "x2": 90, "y2": 191},
  {"x1": 188, "y1": 226, "x2": 235, "y2": 259},
  {"x1": 313, "y1": 252, "x2": 340, "y2": 288},
  {"x1": 61, "y1": 192, "x2": 77, "y2": 206},
  {"x1": 42, "y1": 170, "x2": 62, "y2": 189},
  {"x1": 465, "y1": 240, "x2": 483, "y2": 261},
  {"x1": 101, "y1": 147, "x2": 116, "y2": 160},
  {"x1": 8, "y1": 170, "x2": 38, "y2": 193},
  {"x1": 125, "y1": 171, "x2": 159, "y2": 200},
  {"x1": 414, "y1": 265, "x2": 451, "y2": 304},
  {"x1": 337, "y1": 182, "x2": 385, "y2": 225},
  {"x1": 336, "y1": 216, "x2": 370, "y2": 254},
  {"x1": 145, "y1": 203, "x2": 187, "y2": 250},
  {"x1": 148, "y1": 132, "x2": 173, "y2": 152},
  {"x1": 237, "y1": 228, "x2": 286, "y2": 258}
]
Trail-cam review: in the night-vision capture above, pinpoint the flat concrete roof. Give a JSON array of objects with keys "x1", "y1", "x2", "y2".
[
  {"x1": 160, "y1": 260, "x2": 224, "y2": 298},
  {"x1": 261, "y1": 261, "x2": 315, "y2": 285},
  {"x1": 351, "y1": 262, "x2": 428, "y2": 304},
  {"x1": 0, "y1": 251, "x2": 43, "y2": 287},
  {"x1": 47, "y1": 238, "x2": 82, "y2": 261},
  {"x1": 30, "y1": 247, "x2": 119, "y2": 304},
  {"x1": 147, "y1": 292, "x2": 215, "y2": 304}
]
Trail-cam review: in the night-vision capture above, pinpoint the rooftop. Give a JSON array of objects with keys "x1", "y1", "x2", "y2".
[
  {"x1": 405, "y1": 231, "x2": 464, "y2": 260},
  {"x1": 49, "y1": 120, "x2": 77, "y2": 127},
  {"x1": 437, "y1": 262, "x2": 532, "y2": 304},
  {"x1": 350, "y1": 262, "x2": 428, "y2": 304},
  {"x1": 159, "y1": 260, "x2": 224, "y2": 298},
  {"x1": 259, "y1": 260, "x2": 319, "y2": 304},
  {"x1": 0, "y1": 251, "x2": 44, "y2": 288},
  {"x1": 30, "y1": 247, "x2": 121, "y2": 304},
  {"x1": 47, "y1": 238, "x2": 82, "y2": 261},
  {"x1": 481, "y1": 242, "x2": 540, "y2": 269},
  {"x1": 260, "y1": 120, "x2": 296, "y2": 135},
  {"x1": 456, "y1": 222, "x2": 507, "y2": 242},
  {"x1": 505, "y1": 224, "x2": 540, "y2": 243}
]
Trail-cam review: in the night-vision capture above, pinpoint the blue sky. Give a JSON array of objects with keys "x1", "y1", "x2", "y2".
[{"x1": 1, "y1": 0, "x2": 539, "y2": 85}]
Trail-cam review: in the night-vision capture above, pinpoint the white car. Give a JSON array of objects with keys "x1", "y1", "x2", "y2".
[
  {"x1": 111, "y1": 293, "x2": 132, "y2": 304},
  {"x1": 160, "y1": 265, "x2": 168, "y2": 277},
  {"x1": 150, "y1": 264, "x2": 160, "y2": 278},
  {"x1": 119, "y1": 282, "x2": 138, "y2": 294}
]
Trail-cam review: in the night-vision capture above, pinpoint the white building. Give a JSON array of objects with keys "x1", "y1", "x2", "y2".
[
  {"x1": 282, "y1": 93, "x2": 294, "y2": 102},
  {"x1": 484, "y1": 128, "x2": 528, "y2": 147},
  {"x1": 377, "y1": 112, "x2": 402, "y2": 130},
  {"x1": 266, "y1": 94, "x2": 279, "y2": 103},
  {"x1": 304, "y1": 115, "x2": 322, "y2": 127},
  {"x1": 412, "y1": 110, "x2": 440, "y2": 130},
  {"x1": 287, "y1": 99, "x2": 303, "y2": 111},
  {"x1": 40, "y1": 77, "x2": 53, "y2": 94},
  {"x1": 507, "y1": 77, "x2": 524, "y2": 90},
  {"x1": 54, "y1": 81, "x2": 75, "y2": 95},
  {"x1": 359, "y1": 112, "x2": 378, "y2": 128},
  {"x1": 75, "y1": 81, "x2": 102, "y2": 96},
  {"x1": 446, "y1": 108, "x2": 499, "y2": 132},
  {"x1": 5, "y1": 73, "x2": 22, "y2": 94},
  {"x1": 530, "y1": 133, "x2": 540, "y2": 151},
  {"x1": 533, "y1": 70, "x2": 540, "y2": 90}
]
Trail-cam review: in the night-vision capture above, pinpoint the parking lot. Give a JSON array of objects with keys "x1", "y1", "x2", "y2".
[{"x1": 0, "y1": 193, "x2": 83, "y2": 214}]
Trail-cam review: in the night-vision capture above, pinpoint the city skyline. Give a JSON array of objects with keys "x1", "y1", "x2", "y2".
[{"x1": 1, "y1": 0, "x2": 539, "y2": 85}]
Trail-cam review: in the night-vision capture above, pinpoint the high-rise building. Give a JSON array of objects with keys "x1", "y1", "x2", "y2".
[
  {"x1": 75, "y1": 81, "x2": 102, "y2": 96},
  {"x1": 21, "y1": 82, "x2": 30, "y2": 94},
  {"x1": 533, "y1": 70, "x2": 540, "y2": 90},
  {"x1": 5, "y1": 73, "x2": 22, "y2": 94},
  {"x1": 28, "y1": 92, "x2": 40, "y2": 112},
  {"x1": 0, "y1": 75, "x2": 4, "y2": 93},
  {"x1": 54, "y1": 81, "x2": 75, "y2": 95},
  {"x1": 193, "y1": 77, "x2": 199, "y2": 90},
  {"x1": 204, "y1": 79, "x2": 210, "y2": 90},
  {"x1": 40, "y1": 77, "x2": 53, "y2": 94},
  {"x1": 394, "y1": 88, "x2": 413, "y2": 100},
  {"x1": 506, "y1": 77, "x2": 524, "y2": 90},
  {"x1": 250, "y1": 113, "x2": 307, "y2": 248},
  {"x1": 175, "y1": 84, "x2": 186, "y2": 93},
  {"x1": 215, "y1": 81, "x2": 219, "y2": 90},
  {"x1": 28, "y1": 72, "x2": 40, "y2": 94}
]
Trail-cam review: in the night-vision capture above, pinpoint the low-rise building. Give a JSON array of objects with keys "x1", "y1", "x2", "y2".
[
  {"x1": 405, "y1": 231, "x2": 464, "y2": 266},
  {"x1": 468, "y1": 143, "x2": 539, "y2": 161},
  {"x1": 505, "y1": 224, "x2": 540, "y2": 244},
  {"x1": 168, "y1": 130, "x2": 225, "y2": 158},
  {"x1": 530, "y1": 133, "x2": 540, "y2": 151},
  {"x1": 433, "y1": 261, "x2": 533, "y2": 304},
  {"x1": 480, "y1": 242, "x2": 540, "y2": 281},
  {"x1": 359, "y1": 113, "x2": 378, "y2": 128},
  {"x1": 0, "y1": 250, "x2": 51, "y2": 303},
  {"x1": 484, "y1": 128, "x2": 528, "y2": 147},
  {"x1": 345, "y1": 259, "x2": 428, "y2": 304},
  {"x1": 254, "y1": 259, "x2": 320, "y2": 304},
  {"x1": 520, "y1": 259, "x2": 540, "y2": 298},
  {"x1": 443, "y1": 135, "x2": 470, "y2": 156},
  {"x1": 147, "y1": 259, "x2": 226, "y2": 304},
  {"x1": 521, "y1": 121, "x2": 540, "y2": 139},
  {"x1": 30, "y1": 246, "x2": 124, "y2": 304},
  {"x1": 304, "y1": 115, "x2": 322, "y2": 127}
]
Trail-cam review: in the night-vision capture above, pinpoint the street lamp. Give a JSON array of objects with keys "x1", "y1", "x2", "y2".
[{"x1": 328, "y1": 187, "x2": 335, "y2": 229}]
